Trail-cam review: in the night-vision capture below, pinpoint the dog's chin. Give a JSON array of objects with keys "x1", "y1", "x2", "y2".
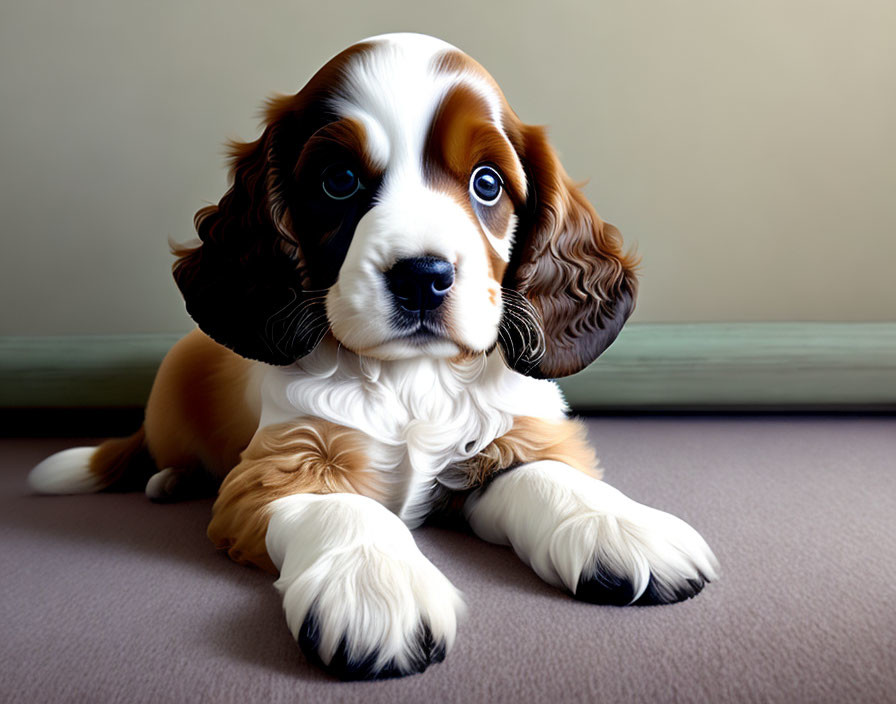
[
  {"x1": 337, "y1": 327, "x2": 491, "y2": 361},
  {"x1": 356, "y1": 333, "x2": 464, "y2": 361}
]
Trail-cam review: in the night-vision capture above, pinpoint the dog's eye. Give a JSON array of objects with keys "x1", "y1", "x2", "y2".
[
  {"x1": 470, "y1": 165, "x2": 503, "y2": 206},
  {"x1": 321, "y1": 164, "x2": 363, "y2": 200}
]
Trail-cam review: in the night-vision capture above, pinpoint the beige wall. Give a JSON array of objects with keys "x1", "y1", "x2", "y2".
[{"x1": 2, "y1": 0, "x2": 894, "y2": 335}]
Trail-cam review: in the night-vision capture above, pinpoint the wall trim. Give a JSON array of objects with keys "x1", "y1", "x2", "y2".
[{"x1": 1, "y1": 323, "x2": 894, "y2": 411}]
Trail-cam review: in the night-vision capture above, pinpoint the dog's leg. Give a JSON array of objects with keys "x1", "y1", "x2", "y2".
[
  {"x1": 144, "y1": 467, "x2": 217, "y2": 502},
  {"x1": 463, "y1": 460, "x2": 719, "y2": 605},
  {"x1": 206, "y1": 419, "x2": 463, "y2": 680},
  {"x1": 266, "y1": 493, "x2": 463, "y2": 680}
]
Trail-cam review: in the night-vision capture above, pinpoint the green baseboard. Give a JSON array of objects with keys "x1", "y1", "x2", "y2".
[
  {"x1": 1, "y1": 323, "x2": 894, "y2": 411},
  {"x1": 561, "y1": 323, "x2": 896, "y2": 411}
]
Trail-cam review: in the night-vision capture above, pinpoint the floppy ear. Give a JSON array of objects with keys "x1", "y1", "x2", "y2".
[
  {"x1": 502, "y1": 125, "x2": 639, "y2": 379},
  {"x1": 172, "y1": 97, "x2": 326, "y2": 365}
]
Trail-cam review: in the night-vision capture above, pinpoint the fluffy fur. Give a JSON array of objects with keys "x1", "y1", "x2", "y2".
[
  {"x1": 267, "y1": 493, "x2": 464, "y2": 679},
  {"x1": 28, "y1": 33, "x2": 717, "y2": 680},
  {"x1": 464, "y1": 461, "x2": 718, "y2": 605}
]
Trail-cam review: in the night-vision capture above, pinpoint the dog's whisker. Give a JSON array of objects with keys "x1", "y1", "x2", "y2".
[
  {"x1": 268, "y1": 295, "x2": 330, "y2": 353},
  {"x1": 289, "y1": 311, "x2": 330, "y2": 351},
  {"x1": 290, "y1": 307, "x2": 328, "y2": 339},
  {"x1": 495, "y1": 287, "x2": 546, "y2": 373}
]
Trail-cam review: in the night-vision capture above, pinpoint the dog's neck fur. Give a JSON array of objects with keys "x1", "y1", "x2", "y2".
[{"x1": 256, "y1": 335, "x2": 568, "y2": 524}]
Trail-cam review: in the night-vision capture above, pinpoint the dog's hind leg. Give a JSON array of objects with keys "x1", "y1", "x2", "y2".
[{"x1": 145, "y1": 466, "x2": 218, "y2": 502}]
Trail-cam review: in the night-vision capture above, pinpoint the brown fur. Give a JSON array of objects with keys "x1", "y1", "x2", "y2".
[
  {"x1": 88, "y1": 426, "x2": 156, "y2": 491},
  {"x1": 143, "y1": 329, "x2": 259, "y2": 479},
  {"x1": 206, "y1": 418, "x2": 373, "y2": 573},
  {"x1": 87, "y1": 331, "x2": 258, "y2": 491},
  {"x1": 495, "y1": 144, "x2": 630, "y2": 374},
  {"x1": 430, "y1": 48, "x2": 503, "y2": 97},
  {"x1": 499, "y1": 118, "x2": 640, "y2": 378},
  {"x1": 454, "y1": 416, "x2": 600, "y2": 490}
]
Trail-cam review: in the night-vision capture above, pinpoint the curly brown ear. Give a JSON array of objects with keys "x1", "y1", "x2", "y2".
[
  {"x1": 501, "y1": 125, "x2": 639, "y2": 379},
  {"x1": 172, "y1": 97, "x2": 326, "y2": 365}
]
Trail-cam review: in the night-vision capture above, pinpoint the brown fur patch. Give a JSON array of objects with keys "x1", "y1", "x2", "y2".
[
  {"x1": 89, "y1": 426, "x2": 157, "y2": 492},
  {"x1": 144, "y1": 329, "x2": 259, "y2": 479},
  {"x1": 206, "y1": 418, "x2": 373, "y2": 573},
  {"x1": 453, "y1": 416, "x2": 600, "y2": 490},
  {"x1": 430, "y1": 48, "x2": 503, "y2": 96},
  {"x1": 425, "y1": 85, "x2": 525, "y2": 205}
]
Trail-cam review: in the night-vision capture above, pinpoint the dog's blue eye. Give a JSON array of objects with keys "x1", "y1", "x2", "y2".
[
  {"x1": 322, "y1": 164, "x2": 362, "y2": 200},
  {"x1": 470, "y1": 165, "x2": 503, "y2": 205}
]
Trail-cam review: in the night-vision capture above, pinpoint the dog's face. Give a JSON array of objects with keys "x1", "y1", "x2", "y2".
[{"x1": 173, "y1": 33, "x2": 638, "y2": 378}]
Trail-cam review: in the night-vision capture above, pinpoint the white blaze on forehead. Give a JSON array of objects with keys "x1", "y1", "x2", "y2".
[
  {"x1": 329, "y1": 33, "x2": 526, "y2": 191},
  {"x1": 328, "y1": 34, "x2": 455, "y2": 170}
]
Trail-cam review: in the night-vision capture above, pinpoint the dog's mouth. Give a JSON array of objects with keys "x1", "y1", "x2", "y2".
[
  {"x1": 394, "y1": 327, "x2": 447, "y2": 346},
  {"x1": 389, "y1": 309, "x2": 449, "y2": 343},
  {"x1": 340, "y1": 309, "x2": 465, "y2": 360},
  {"x1": 385, "y1": 324, "x2": 455, "y2": 352}
]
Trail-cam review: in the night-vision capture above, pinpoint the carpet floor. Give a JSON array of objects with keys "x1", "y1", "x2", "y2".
[{"x1": 1, "y1": 415, "x2": 894, "y2": 703}]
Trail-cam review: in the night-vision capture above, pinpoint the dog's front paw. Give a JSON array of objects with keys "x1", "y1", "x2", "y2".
[
  {"x1": 553, "y1": 501, "x2": 719, "y2": 606},
  {"x1": 280, "y1": 545, "x2": 461, "y2": 680},
  {"x1": 298, "y1": 611, "x2": 446, "y2": 681},
  {"x1": 465, "y1": 461, "x2": 719, "y2": 607},
  {"x1": 268, "y1": 494, "x2": 464, "y2": 680}
]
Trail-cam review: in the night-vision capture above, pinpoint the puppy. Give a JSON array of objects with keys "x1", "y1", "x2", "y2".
[{"x1": 29, "y1": 33, "x2": 718, "y2": 680}]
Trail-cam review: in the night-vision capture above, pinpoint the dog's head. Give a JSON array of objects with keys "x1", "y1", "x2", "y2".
[{"x1": 173, "y1": 33, "x2": 638, "y2": 378}]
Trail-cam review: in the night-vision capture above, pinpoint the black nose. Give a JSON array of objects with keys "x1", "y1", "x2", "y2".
[{"x1": 385, "y1": 257, "x2": 455, "y2": 312}]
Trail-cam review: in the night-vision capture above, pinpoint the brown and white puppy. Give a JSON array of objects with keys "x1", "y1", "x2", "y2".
[{"x1": 29, "y1": 33, "x2": 718, "y2": 680}]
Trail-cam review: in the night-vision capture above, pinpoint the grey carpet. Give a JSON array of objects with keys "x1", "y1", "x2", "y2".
[{"x1": 1, "y1": 416, "x2": 895, "y2": 703}]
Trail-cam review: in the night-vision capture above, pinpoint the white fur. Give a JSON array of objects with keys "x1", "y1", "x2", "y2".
[
  {"x1": 28, "y1": 447, "x2": 101, "y2": 494},
  {"x1": 259, "y1": 336, "x2": 568, "y2": 526},
  {"x1": 463, "y1": 460, "x2": 720, "y2": 602},
  {"x1": 145, "y1": 467, "x2": 188, "y2": 500},
  {"x1": 266, "y1": 492, "x2": 464, "y2": 672},
  {"x1": 324, "y1": 33, "x2": 526, "y2": 360}
]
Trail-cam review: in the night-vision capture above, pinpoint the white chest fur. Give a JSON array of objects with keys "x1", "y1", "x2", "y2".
[{"x1": 256, "y1": 337, "x2": 568, "y2": 526}]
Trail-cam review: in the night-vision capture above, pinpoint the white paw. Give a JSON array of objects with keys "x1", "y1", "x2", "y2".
[
  {"x1": 145, "y1": 468, "x2": 179, "y2": 500},
  {"x1": 145, "y1": 467, "x2": 214, "y2": 502},
  {"x1": 552, "y1": 489, "x2": 720, "y2": 605},
  {"x1": 467, "y1": 460, "x2": 719, "y2": 605},
  {"x1": 267, "y1": 494, "x2": 464, "y2": 679}
]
